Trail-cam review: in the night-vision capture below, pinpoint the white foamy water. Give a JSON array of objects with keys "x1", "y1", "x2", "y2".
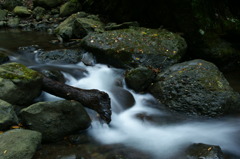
[{"x1": 43, "y1": 62, "x2": 240, "y2": 159}]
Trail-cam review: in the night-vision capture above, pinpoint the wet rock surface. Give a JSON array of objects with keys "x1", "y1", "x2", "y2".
[
  {"x1": 184, "y1": 143, "x2": 224, "y2": 159},
  {"x1": 149, "y1": 59, "x2": 240, "y2": 117}
]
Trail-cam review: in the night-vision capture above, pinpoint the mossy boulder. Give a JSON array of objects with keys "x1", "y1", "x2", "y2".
[
  {"x1": 125, "y1": 66, "x2": 156, "y2": 92},
  {"x1": 0, "y1": 62, "x2": 43, "y2": 105},
  {"x1": 81, "y1": 27, "x2": 187, "y2": 69},
  {"x1": 149, "y1": 59, "x2": 240, "y2": 117},
  {"x1": 0, "y1": 129, "x2": 42, "y2": 159},
  {"x1": 7, "y1": 17, "x2": 20, "y2": 28},
  {"x1": 0, "y1": 9, "x2": 8, "y2": 21},
  {"x1": 60, "y1": 0, "x2": 82, "y2": 17},
  {"x1": 33, "y1": 0, "x2": 64, "y2": 8},
  {"x1": 55, "y1": 12, "x2": 105, "y2": 40},
  {"x1": 32, "y1": 6, "x2": 46, "y2": 20},
  {"x1": 20, "y1": 100, "x2": 91, "y2": 142},
  {"x1": 0, "y1": 99, "x2": 18, "y2": 130},
  {"x1": 13, "y1": 6, "x2": 31, "y2": 17}
]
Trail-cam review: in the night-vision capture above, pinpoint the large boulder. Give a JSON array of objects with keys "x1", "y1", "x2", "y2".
[
  {"x1": 33, "y1": 0, "x2": 64, "y2": 8},
  {"x1": 60, "y1": 0, "x2": 82, "y2": 17},
  {"x1": 0, "y1": 129, "x2": 42, "y2": 159},
  {"x1": 55, "y1": 12, "x2": 105, "y2": 41},
  {"x1": 0, "y1": 62, "x2": 43, "y2": 105},
  {"x1": 149, "y1": 59, "x2": 240, "y2": 117},
  {"x1": 0, "y1": 99, "x2": 18, "y2": 130},
  {"x1": 20, "y1": 100, "x2": 91, "y2": 142},
  {"x1": 81, "y1": 27, "x2": 187, "y2": 69}
]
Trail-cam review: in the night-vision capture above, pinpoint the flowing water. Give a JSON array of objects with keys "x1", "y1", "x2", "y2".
[{"x1": 1, "y1": 31, "x2": 240, "y2": 159}]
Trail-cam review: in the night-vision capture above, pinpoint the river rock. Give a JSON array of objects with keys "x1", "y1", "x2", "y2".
[
  {"x1": 0, "y1": 99, "x2": 18, "y2": 130},
  {"x1": 20, "y1": 100, "x2": 91, "y2": 142},
  {"x1": 149, "y1": 59, "x2": 240, "y2": 117},
  {"x1": 13, "y1": 6, "x2": 31, "y2": 17},
  {"x1": 0, "y1": 62, "x2": 43, "y2": 106},
  {"x1": 125, "y1": 66, "x2": 156, "y2": 92},
  {"x1": 60, "y1": 0, "x2": 82, "y2": 17},
  {"x1": 0, "y1": 129, "x2": 42, "y2": 159},
  {"x1": 36, "y1": 49, "x2": 85, "y2": 64},
  {"x1": 184, "y1": 143, "x2": 224, "y2": 159},
  {"x1": 7, "y1": 17, "x2": 20, "y2": 28},
  {"x1": 33, "y1": 0, "x2": 64, "y2": 8},
  {"x1": 32, "y1": 6, "x2": 46, "y2": 20},
  {"x1": 81, "y1": 27, "x2": 187, "y2": 69},
  {"x1": 55, "y1": 12, "x2": 105, "y2": 40},
  {"x1": 0, "y1": 9, "x2": 7, "y2": 21}
]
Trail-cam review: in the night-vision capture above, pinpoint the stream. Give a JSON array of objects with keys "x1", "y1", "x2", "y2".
[{"x1": 1, "y1": 30, "x2": 240, "y2": 159}]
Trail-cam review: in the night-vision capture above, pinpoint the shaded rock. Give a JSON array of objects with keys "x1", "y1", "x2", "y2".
[
  {"x1": 13, "y1": 6, "x2": 31, "y2": 17},
  {"x1": 36, "y1": 49, "x2": 85, "y2": 64},
  {"x1": 0, "y1": 99, "x2": 18, "y2": 130},
  {"x1": 184, "y1": 143, "x2": 224, "y2": 159},
  {"x1": 0, "y1": 51, "x2": 9, "y2": 64},
  {"x1": 105, "y1": 21, "x2": 139, "y2": 30},
  {"x1": 1, "y1": 0, "x2": 23, "y2": 10},
  {"x1": 20, "y1": 100, "x2": 91, "y2": 142},
  {"x1": 0, "y1": 9, "x2": 7, "y2": 21},
  {"x1": 125, "y1": 66, "x2": 156, "y2": 92},
  {"x1": 33, "y1": 0, "x2": 64, "y2": 8},
  {"x1": 149, "y1": 59, "x2": 240, "y2": 117},
  {"x1": 81, "y1": 27, "x2": 187, "y2": 69},
  {"x1": 60, "y1": 0, "x2": 82, "y2": 17},
  {"x1": 7, "y1": 17, "x2": 20, "y2": 28},
  {"x1": 0, "y1": 129, "x2": 42, "y2": 159},
  {"x1": 199, "y1": 33, "x2": 240, "y2": 66},
  {"x1": 0, "y1": 62, "x2": 43, "y2": 105},
  {"x1": 55, "y1": 12, "x2": 104, "y2": 40},
  {"x1": 32, "y1": 6, "x2": 46, "y2": 20}
]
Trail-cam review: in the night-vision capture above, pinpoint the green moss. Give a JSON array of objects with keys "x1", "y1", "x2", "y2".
[{"x1": 0, "y1": 63, "x2": 42, "y2": 81}]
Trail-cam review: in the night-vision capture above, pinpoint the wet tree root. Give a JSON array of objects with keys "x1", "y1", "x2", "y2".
[{"x1": 42, "y1": 76, "x2": 111, "y2": 124}]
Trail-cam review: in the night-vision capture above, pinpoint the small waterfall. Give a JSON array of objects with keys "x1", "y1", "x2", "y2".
[{"x1": 41, "y1": 62, "x2": 240, "y2": 159}]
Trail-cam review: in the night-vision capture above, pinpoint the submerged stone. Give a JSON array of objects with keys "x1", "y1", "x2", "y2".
[
  {"x1": 33, "y1": 0, "x2": 64, "y2": 8},
  {"x1": 81, "y1": 27, "x2": 187, "y2": 69},
  {"x1": 149, "y1": 59, "x2": 240, "y2": 117}
]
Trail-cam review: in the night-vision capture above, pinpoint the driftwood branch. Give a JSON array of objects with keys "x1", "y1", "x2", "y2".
[{"x1": 42, "y1": 76, "x2": 111, "y2": 124}]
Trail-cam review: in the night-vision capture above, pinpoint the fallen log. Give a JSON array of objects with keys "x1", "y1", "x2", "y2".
[{"x1": 42, "y1": 76, "x2": 111, "y2": 124}]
